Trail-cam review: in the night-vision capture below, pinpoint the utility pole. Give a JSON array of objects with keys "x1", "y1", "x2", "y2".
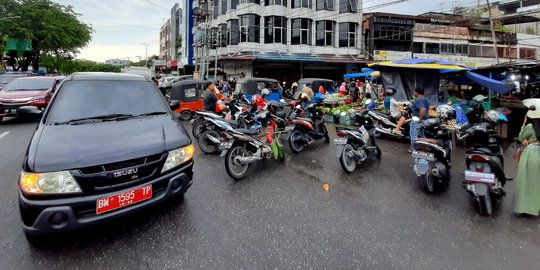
[
  {"x1": 214, "y1": 30, "x2": 219, "y2": 81},
  {"x1": 141, "y1": 43, "x2": 149, "y2": 67},
  {"x1": 486, "y1": 0, "x2": 500, "y2": 64}
]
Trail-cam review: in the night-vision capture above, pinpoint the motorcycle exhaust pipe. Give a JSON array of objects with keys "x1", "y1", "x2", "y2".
[
  {"x1": 235, "y1": 156, "x2": 263, "y2": 165},
  {"x1": 375, "y1": 127, "x2": 393, "y2": 135},
  {"x1": 206, "y1": 134, "x2": 221, "y2": 144}
]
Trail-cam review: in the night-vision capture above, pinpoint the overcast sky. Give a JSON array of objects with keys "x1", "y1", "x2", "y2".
[{"x1": 52, "y1": 0, "x2": 477, "y2": 62}]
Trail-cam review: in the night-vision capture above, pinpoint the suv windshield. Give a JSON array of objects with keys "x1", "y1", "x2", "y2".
[
  {"x1": 46, "y1": 80, "x2": 169, "y2": 124},
  {"x1": 4, "y1": 78, "x2": 54, "y2": 91}
]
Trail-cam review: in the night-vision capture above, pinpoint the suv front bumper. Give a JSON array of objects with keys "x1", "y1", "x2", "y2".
[{"x1": 19, "y1": 161, "x2": 193, "y2": 235}]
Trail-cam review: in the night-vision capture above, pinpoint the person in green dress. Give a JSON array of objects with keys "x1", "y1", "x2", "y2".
[{"x1": 514, "y1": 99, "x2": 540, "y2": 216}]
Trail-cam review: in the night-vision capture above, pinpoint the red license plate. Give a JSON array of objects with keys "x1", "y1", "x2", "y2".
[{"x1": 96, "y1": 185, "x2": 152, "y2": 215}]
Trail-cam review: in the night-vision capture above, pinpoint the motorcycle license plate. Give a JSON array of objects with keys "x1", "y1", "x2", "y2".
[
  {"x1": 412, "y1": 151, "x2": 435, "y2": 161},
  {"x1": 334, "y1": 138, "x2": 347, "y2": 145},
  {"x1": 96, "y1": 185, "x2": 152, "y2": 215},
  {"x1": 464, "y1": 171, "x2": 496, "y2": 184},
  {"x1": 359, "y1": 126, "x2": 369, "y2": 143},
  {"x1": 418, "y1": 159, "x2": 428, "y2": 165}
]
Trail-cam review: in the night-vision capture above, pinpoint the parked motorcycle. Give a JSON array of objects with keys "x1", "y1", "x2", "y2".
[
  {"x1": 191, "y1": 95, "x2": 250, "y2": 139},
  {"x1": 224, "y1": 111, "x2": 286, "y2": 180},
  {"x1": 287, "y1": 103, "x2": 329, "y2": 153},
  {"x1": 457, "y1": 110, "x2": 510, "y2": 216},
  {"x1": 369, "y1": 103, "x2": 412, "y2": 138},
  {"x1": 411, "y1": 106, "x2": 454, "y2": 193},
  {"x1": 335, "y1": 109, "x2": 381, "y2": 173}
]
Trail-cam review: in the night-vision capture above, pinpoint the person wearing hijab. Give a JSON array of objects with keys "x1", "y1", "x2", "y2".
[
  {"x1": 514, "y1": 98, "x2": 540, "y2": 217},
  {"x1": 339, "y1": 82, "x2": 347, "y2": 95}
]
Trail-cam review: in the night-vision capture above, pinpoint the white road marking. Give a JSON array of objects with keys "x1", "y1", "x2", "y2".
[{"x1": 0, "y1": 131, "x2": 10, "y2": 140}]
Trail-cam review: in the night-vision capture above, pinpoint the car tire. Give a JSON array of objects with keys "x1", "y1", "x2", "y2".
[{"x1": 180, "y1": 110, "x2": 192, "y2": 121}]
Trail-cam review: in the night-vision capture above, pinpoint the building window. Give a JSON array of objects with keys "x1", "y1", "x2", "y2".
[
  {"x1": 221, "y1": 0, "x2": 227, "y2": 14},
  {"x1": 291, "y1": 18, "x2": 312, "y2": 45},
  {"x1": 316, "y1": 20, "x2": 334, "y2": 46},
  {"x1": 265, "y1": 16, "x2": 287, "y2": 44},
  {"x1": 265, "y1": 0, "x2": 287, "y2": 6},
  {"x1": 425, "y1": 43, "x2": 439, "y2": 54},
  {"x1": 227, "y1": 19, "x2": 239, "y2": 45},
  {"x1": 213, "y1": 0, "x2": 219, "y2": 18},
  {"x1": 338, "y1": 22, "x2": 356, "y2": 47},
  {"x1": 413, "y1": 42, "x2": 424, "y2": 53},
  {"x1": 455, "y1": 44, "x2": 468, "y2": 55},
  {"x1": 210, "y1": 27, "x2": 218, "y2": 49},
  {"x1": 219, "y1": 23, "x2": 227, "y2": 47},
  {"x1": 520, "y1": 47, "x2": 538, "y2": 60},
  {"x1": 316, "y1": 0, "x2": 333, "y2": 10},
  {"x1": 231, "y1": 0, "x2": 238, "y2": 9},
  {"x1": 292, "y1": 0, "x2": 311, "y2": 9},
  {"x1": 239, "y1": 14, "x2": 260, "y2": 43},
  {"x1": 240, "y1": 0, "x2": 258, "y2": 3},
  {"x1": 339, "y1": 0, "x2": 357, "y2": 13}
]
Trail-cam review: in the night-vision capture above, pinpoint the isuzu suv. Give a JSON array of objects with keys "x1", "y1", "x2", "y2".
[{"x1": 18, "y1": 72, "x2": 194, "y2": 241}]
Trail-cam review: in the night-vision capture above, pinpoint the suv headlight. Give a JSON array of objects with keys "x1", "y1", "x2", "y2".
[
  {"x1": 20, "y1": 171, "x2": 82, "y2": 195},
  {"x1": 161, "y1": 144, "x2": 195, "y2": 173}
]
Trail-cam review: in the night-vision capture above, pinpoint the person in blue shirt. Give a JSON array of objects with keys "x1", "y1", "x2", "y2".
[
  {"x1": 362, "y1": 92, "x2": 376, "y2": 111},
  {"x1": 312, "y1": 85, "x2": 327, "y2": 105},
  {"x1": 409, "y1": 86, "x2": 430, "y2": 151}
]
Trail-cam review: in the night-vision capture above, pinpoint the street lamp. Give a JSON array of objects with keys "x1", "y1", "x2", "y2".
[{"x1": 0, "y1": 16, "x2": 21, "y2": 21}]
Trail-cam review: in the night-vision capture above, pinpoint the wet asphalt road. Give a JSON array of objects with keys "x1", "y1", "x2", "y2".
[{"x1": 0, "y1": 117, "x2": 539, "y2": 270}]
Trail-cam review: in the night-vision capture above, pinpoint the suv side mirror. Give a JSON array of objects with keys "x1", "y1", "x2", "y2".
[
  {"x1": 169, "y1": 100, "x2": 180, "y2": 110},
  {"x1": 17, "y1": 106, "x2": 43, "y2": 122}
]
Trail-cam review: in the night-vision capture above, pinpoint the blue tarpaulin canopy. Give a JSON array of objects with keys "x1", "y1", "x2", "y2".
[
  {"x1": 465, "y1": 71, "x2": 514, "y2": 94},
  {"x1": 344, "y1": 68, "x2": 379, "y2": 79}
]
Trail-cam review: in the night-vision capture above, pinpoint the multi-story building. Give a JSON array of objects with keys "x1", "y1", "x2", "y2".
[
  {"x1": 159, "y1": 3, "x2": 195, "y2": 74},
  {"x1": 160, "y1": 19, "x2": 172, "y2": 62},
  {"x1": 196, "y1": 0, "x2": 364, "y2": 82},
  {"x1": 105, "y1": 59, "x2": 129, "y2": 67},
  {"x1": 362, "y1": 11, "x2": 537, "y2": 68}
]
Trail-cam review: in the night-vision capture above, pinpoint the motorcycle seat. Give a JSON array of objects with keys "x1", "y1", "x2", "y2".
[
  {"x1": 371, "y1": 111, "x2": 391, "y2": 119},
  {"x1": 295, "y1": 117, "x2": 314, "y2": 124},
  {"x1": 234, "y1": 128, "x2": 259, "y2": 135}
]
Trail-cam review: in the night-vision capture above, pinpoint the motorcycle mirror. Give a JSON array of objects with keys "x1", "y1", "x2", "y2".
[{"x1": 412, "y1": 116, "x2": 420, "y2": 122}]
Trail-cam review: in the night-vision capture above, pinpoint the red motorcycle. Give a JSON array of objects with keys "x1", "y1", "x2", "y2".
[{"x1": 286, "y1": 103, "x2": 329, "y2": 153}]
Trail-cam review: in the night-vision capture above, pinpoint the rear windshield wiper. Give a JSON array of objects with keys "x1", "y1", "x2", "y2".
[{"x1": 53, "y1": 114, "x2": 135, "y2": 125}]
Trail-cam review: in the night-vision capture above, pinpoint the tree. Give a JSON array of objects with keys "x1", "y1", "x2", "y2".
[
  {"x1": 39, "y1": 54, "x2": 121, "y2": 74},
  {"x1": 0, "y1": 0, "x2": 92, "y2": 71}
]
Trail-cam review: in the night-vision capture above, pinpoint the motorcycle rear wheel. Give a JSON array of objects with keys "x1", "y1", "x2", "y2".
[
  {"x1": 419, "y1": 173, "x2": 435, "y2": 193},
  {"x1": 339, "y1": 144, "x2": 357, "y2": 173},
  {"x1": 225, "y1": 144, "x2": 250, "y2": 180},
  {"x1": 289, "y1": 129, "x2": 305, "y2": 154},
  {"x1": 478, "y1": 193, "x2": 493, "y2": 216},
  {"x1": 191, "y1": 119, "x2": 206, "y2": 139},
  {"x1": 198, "y1": 130, "x2": 220, "y2": 154}
]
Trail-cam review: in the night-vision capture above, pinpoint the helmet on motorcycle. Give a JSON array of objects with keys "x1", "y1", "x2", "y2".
[
  {"x1": 436, "y1": 105, "x2": 455, "y2": 120},
  {"x1": 470, "y1": 102, "x2": 484, "y2": 114},
  {"x1": 485, "y1": 110, "x2": 506, "y2": 124},
  {"x1": 385, "y1": 88, "x2": 395, "y2": 96},
  {"x1": 261, "y1": 88, "x2": 270, "y2": 98},
  {"x1": 251, "y1": 94, "x2": 266, "y2": 109}
]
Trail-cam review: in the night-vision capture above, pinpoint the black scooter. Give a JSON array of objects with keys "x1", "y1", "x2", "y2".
[{"x1": 335, "y1": 110, "x2": 381, "y2": 173}]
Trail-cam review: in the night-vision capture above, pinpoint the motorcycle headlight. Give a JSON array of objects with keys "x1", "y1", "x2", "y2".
[
  {"x1": 161, "y1": 144, "x2": 195, "y2": 173},
  {"x1": 20, "y1": 171, "x2": 82, "y2": 195}
]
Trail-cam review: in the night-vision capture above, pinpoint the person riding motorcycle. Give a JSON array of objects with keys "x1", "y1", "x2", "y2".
[
  {"x1": 312, "y1": 86, "x2": 327, "y2": 105},
  {"x1": 385, "y1": 89, "x2": 410, "y2": 135}
]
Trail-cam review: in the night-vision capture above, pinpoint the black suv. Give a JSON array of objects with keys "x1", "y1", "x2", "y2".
[{"x1": 18, "y1": 72, "x2": 194, "y2": 240}]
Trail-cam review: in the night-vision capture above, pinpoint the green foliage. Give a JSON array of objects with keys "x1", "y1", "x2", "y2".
[
  {"x1": 494, "y1": 22, "x2": 513, "y2": 33},
  {"x1": 40, "y1": 54, "x2": 120, "y2": 74},
  {"x1": 0, "y1": 0, "x2": 93, "y2": 71}
]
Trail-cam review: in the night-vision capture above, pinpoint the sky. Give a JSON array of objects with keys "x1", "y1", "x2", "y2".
[{"x1": 52, "y1": 0, "x2": 478, "y2": 62}]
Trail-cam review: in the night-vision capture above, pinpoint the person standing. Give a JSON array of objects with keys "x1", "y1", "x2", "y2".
[
  {"x1": 301, "y1": 85, "x2": 314, "y2": 101},
  {"x1": 409, "y1": 87, "x2": 430, "y2": 151},
  {"x1": 514, "y1": 102, "x2": 540, "y2": 217},
  {"x1": 203, "y1": 82, "x2": 218, "y2": 112},
  {"x1": 349, "y1": 81, "x2": 359, "y2": 103}
]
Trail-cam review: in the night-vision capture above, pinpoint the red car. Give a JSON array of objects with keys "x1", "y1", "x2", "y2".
[{"x1": 0, "y1": 76, "x2": 62, "y2": 122}]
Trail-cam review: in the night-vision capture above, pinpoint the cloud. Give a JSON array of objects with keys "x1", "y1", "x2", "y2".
[{"x1": 52, "y1": 0, "x2": 171, "y2": 62}]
